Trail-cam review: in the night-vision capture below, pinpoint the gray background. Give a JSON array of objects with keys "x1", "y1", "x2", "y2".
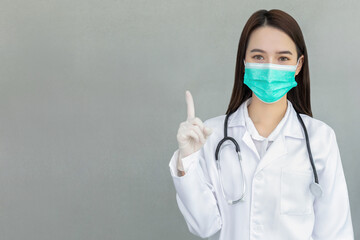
[{"x1": 0, "y1": 0, "x2": 358, "y2": 239}]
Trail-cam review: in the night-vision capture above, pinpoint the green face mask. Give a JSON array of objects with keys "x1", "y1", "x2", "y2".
[{"x1": 243, "y1": 58, "x2": 300, "y2": 103}]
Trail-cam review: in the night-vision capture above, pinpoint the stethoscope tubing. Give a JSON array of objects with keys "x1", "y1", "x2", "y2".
[
  {"x1": 295, "y1": 109, "x2": 319, "y2": 184},
  {"x1": 215, "y1": 105, "x2": 321, "y2": 204}
]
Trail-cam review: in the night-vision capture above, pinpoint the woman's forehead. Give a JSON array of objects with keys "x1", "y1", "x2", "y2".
[{"x1": 247, "y1": 26, "x2": 297, "y2": 54}]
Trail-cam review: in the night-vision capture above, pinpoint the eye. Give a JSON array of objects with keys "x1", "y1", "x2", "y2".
[
  {"x1": 252, "y1": 55, "x2": 264, "y2": 60},
  {"x1": 279, "y1": 56, "x2": 290, "y2": 61}
]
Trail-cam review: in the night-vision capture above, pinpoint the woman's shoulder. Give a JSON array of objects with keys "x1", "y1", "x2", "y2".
[
  {"x1": 201, "y1": 114, "x2": 228, "y2": 138},
  {"x1": 298, "y1": 113, "x2": 336, "y2": 139},
  {"x1": 203, "y1": 114, "x2": 226, "y2": 128}
]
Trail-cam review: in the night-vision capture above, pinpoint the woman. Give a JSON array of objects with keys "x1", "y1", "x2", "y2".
[{"x1": 168, "y1": 9, "x2": 354, "y2": 240}]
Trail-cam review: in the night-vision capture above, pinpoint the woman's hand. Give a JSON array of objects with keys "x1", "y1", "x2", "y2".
[{"x1": 176, "y1": 90, "x2": 213, "y2": 171}]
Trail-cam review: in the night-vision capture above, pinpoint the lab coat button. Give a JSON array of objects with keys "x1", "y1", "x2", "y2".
[
  {"x1": 256, "y1": 171, "x2": 263, "y2": 180},
  {"x1": 253, "y1": 224, "x2": 264, "y2": 233}
]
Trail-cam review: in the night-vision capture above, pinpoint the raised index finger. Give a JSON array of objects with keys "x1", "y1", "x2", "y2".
[{"x1": 185, "y1": 90, "x2": 195, "y2": 121}]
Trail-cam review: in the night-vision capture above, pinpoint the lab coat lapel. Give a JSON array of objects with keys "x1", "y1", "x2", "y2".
[
  {"x1": 228, "y1": 97, "x2": 304, "y2": 175},
  {"x1": 254, "y1": 133, "x2": 287, "y2": 175},
  {"x1": 241, "y1": 130, "x2": 261, "y2": 159},
  {"x1": 227, "y1": 99, "x2": 261, "y2": 159}
]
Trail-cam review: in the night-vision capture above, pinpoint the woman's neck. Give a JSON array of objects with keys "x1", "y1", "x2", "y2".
[{"x1": 247, "y1": 94, "x2": 288, "y2": 137}]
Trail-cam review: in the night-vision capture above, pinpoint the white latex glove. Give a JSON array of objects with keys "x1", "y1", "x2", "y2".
[{"x1": 176, "y1": 90, "x2": 213, "y2": 171}]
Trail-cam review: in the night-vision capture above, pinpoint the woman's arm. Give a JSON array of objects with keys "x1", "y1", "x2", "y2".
[
  {"x1": 169, "y1": 147, "x2": 222, "y2": 238},
  {"x1": 312, "y1": 128, "x2": 354, "y2": 239}
]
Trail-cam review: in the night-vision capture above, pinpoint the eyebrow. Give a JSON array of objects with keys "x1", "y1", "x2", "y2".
[{"x1": 250, "y1": 48, "x2": 293, "y2": 55}]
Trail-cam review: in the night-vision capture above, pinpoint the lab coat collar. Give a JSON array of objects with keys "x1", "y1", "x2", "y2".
[{"x1": 227, "y1": 97, "x2": 304, "y2": 140}]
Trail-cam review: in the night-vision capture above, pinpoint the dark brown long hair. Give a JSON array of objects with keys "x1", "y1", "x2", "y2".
[{"x1": 226, "y1": 9, "x2": 312, "y2": 117}]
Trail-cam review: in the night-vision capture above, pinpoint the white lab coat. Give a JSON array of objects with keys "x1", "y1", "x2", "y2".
[{"x1": 168, "y1": 98, "x2": 354, "y2": 240}]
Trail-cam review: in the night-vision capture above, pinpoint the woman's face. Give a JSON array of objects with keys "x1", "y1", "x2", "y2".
[{"x1": 245, "y1": 26, "x2": 304, "y2": 76}]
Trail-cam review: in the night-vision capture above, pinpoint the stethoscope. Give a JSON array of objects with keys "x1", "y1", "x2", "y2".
[{"x1": 215, "y1": 107, "x2": 323, "y2": 205}]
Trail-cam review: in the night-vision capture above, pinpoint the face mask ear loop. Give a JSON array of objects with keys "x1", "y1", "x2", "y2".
[{"x1": 294, "y1": 57, "x2": 301, "y2": 78}]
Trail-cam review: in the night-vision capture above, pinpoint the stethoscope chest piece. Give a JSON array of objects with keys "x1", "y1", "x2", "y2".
[{"x1": 310, "y1": 182, "x2": 323, "y2": 198}]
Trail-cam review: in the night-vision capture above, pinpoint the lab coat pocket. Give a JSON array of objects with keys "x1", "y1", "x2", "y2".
[{"x1": 280, "y1": 169, "x2": 314, "y2": 215}]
